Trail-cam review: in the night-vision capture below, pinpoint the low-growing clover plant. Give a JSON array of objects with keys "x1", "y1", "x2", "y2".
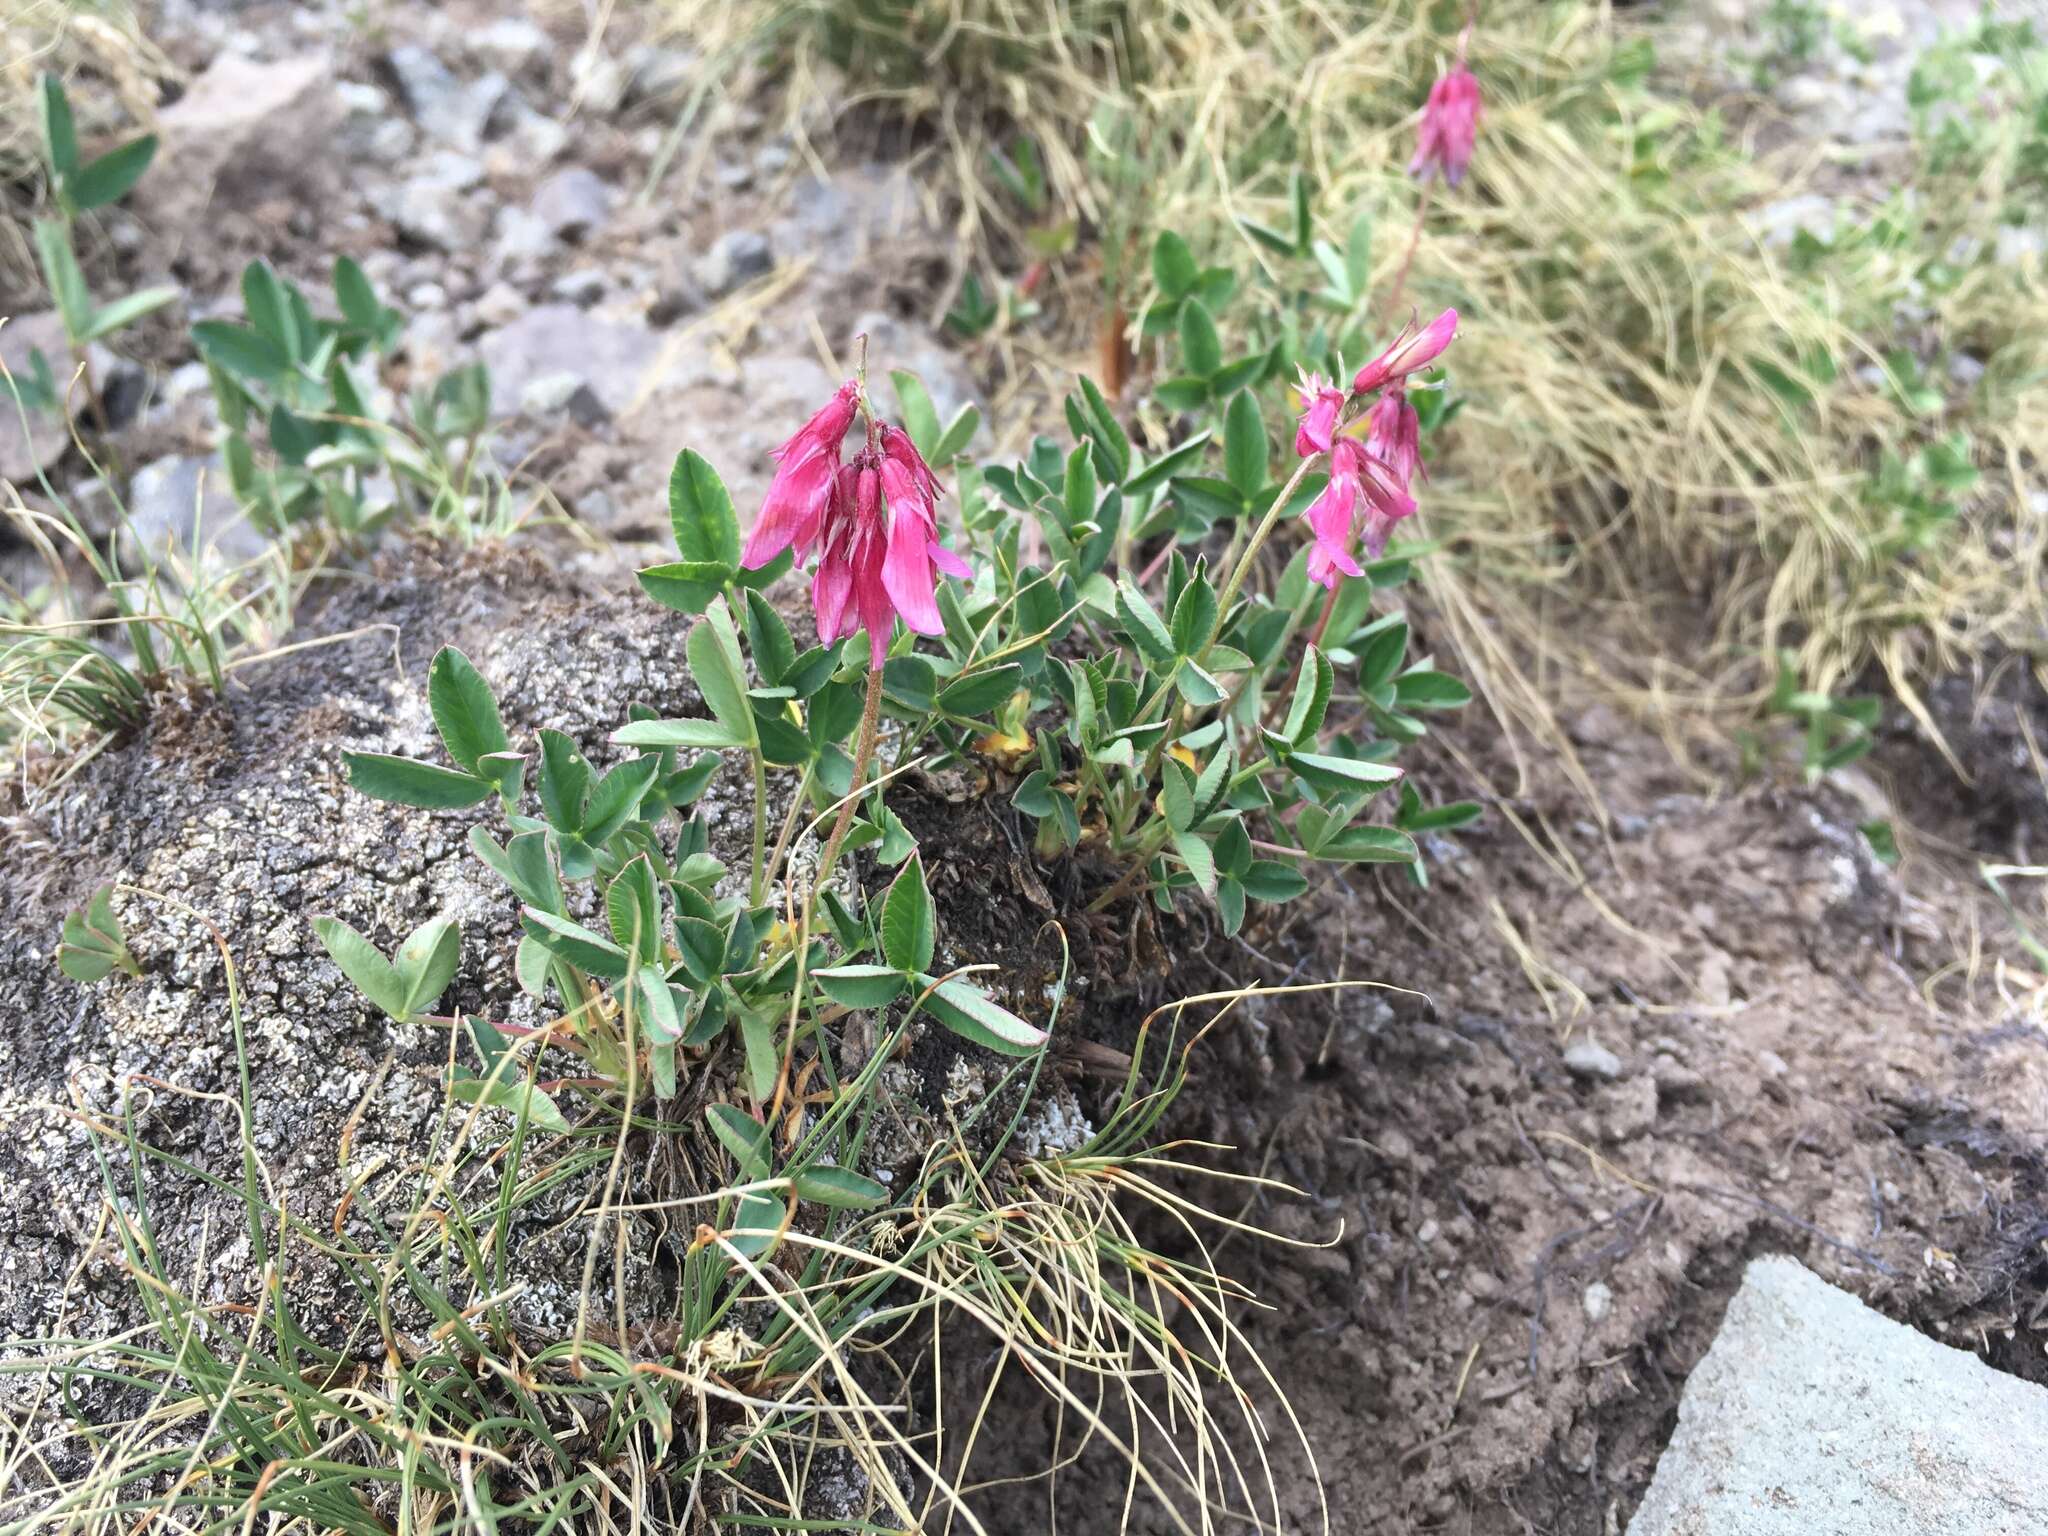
[
  {"x1": 11, "y1": 75, "x2": 179, "y2": 435},
  {"x1": 329, "y1": 293, "x2": 1482, "y2": 1121},
  {"x1": 336, "y1": 605, "x2": 1046, "y2": 1128},
  {"x1": 56, "y1": 883, "x2": 140, "y2": 982},
  {"x1": 195, "y1": 257, "x2": 501, "y2": 542}
]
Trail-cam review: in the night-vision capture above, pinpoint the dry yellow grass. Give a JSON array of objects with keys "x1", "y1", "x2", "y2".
[{"x1": 663, "y1": 0, "x2": 2048, "y2": 779}]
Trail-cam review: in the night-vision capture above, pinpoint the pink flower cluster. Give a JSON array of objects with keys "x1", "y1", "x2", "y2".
[
  {"x1": 1411, "y1": 65, "x2": 1481, "y2": 186},
  {"x1": 1294, "y1": 308, "x2": 1457, "y2": 590},
  {"x1": 740, "y1": 381, "x2": 971, "y2": 665}
]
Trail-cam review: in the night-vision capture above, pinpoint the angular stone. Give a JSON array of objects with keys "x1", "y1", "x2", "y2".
[
  {"x1": 472, "y1": 16, "x2": 550, "y2": 76},
  {"x1": 531, "y1": 168, "x2": 612, "y2": 241},
  {"x1": 477, "y1": 304, "x2": 661, "y2": 418},
  {"x1": 373, "y1": 151, "x2": 490, "y2": 252},
  {"x1": 1562, "y1": 1039, "x2": 1623, "y2": 1081},
  {"x1": 0, "y1": 311, "x2": 74, "y2": 486},
  {"x1": 122, "y1": 453, "x2": 269, "y2": 567},
  {"x1": 1628, "y1": 1258, "x2": 2048, "y2": 1536},
  {"x1": 384, "y1": 45, "x2": 507, "y2": 153},
  {"x1": 132, "y1": 55, "x2": 340, "y2": 238},
  {"x1": 694, "y1": 229, "x2": 773, "y2": 298}
]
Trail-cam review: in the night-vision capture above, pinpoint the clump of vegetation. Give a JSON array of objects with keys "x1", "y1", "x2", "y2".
[
  {"x1": 2, "y1": 80, "x2": 527, "y2": 773},
  {"x1": 678, "y1": 0, "x2": 2048, "y2": 768}
]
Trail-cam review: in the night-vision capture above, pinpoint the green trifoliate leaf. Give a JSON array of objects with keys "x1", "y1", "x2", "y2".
[
  {"x1": 707, "y1": 1103, "x2": 772, "y2": 1180},
  {"x1": 519, "y1": 908, "x2": 630, "y2": 979},
  {"x1": 689, "y1": 597, "x2": 757, "y2": 748},
  {"x1": 812, "y1": 964, "x2": 907, "y2": 1010},
  {"x1": 637, "y1": 560, "x2": 731, "y2": 617},
  {"x1": 1222, "y1": 389, "x2": 1267, "y2": 498}
]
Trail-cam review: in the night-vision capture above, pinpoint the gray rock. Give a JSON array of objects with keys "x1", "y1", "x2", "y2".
[
  {"x1": 1754, "y1": 193, "x2": 1836, "y2": 250},
  {"x1": 384, "y1": 45, "x2": 508, "y2": 153},
  {"x1": 490, "y1": 206, "x2": 558, "y2": 272},
  {"x1": 133, "y1": 54, "x2": 340, "y2": 240},
  {"x1": 531, "y1": 168, "x2": 613, "y2": 240},
  {"x1": 1581, "y1": 1281, "x2": 1613, "y2": 1323},
  {"x1": 1996, "y1": 224, "x2": 2045, "y2": 266},
  {"x1": 1627, "y1": 1257, "x2": 2048, "y2": 1535},
  {"x1": 570, "y1": 47, "x2": 627, "y2": 116},
  {"x1": 694, "y1": 229, "x2": 774, "y2": 298},
  {"x1": 624, "y1": 43, "x2": 697, "y2": 106},
  {"x1": 334, "y1": 78, "x2": 392, "y2": 141},
  {"x1": 375, "y1": 150, "x2": 490, "y2": 251},
  {"x1": 473, "y1": 280, "x2": 527, "y2": 329},
  {"x1": 1562, "y1": 1039, "x2": 1624, "y2": 1081},
  {"x1": 492, "y1": 102, "x2": 571, "y2": 169},
  {"x1": 519, "y1": 371, "x2": 609, "y2": 426},
  {"x1": 549, "y1": 270, "x2": 606, "y2": 307},
  {"x1": 472, "y1": 16, "x2": 549, "y2": 76},
  {"x1": 477, "y1": 303, "x2": 661, "y2": 418},
  {"x1": 773, "y1": 164, "x2": 937, "y2": 278},
  {"x1": 0, "y1": 312, "x2": 75, "y2": 487},
  {"x1": 121, "y1": 453, "x2": 268, "y2": 566},
  {"x1": 407, "y1": 281, "x2": 449, "y2": 311}
]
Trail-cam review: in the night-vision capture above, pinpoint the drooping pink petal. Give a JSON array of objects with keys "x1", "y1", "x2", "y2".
[
  {"x1": 812, "y1": 554, "x2": 854, "y2": 643},
  {"x1": 927, "y1": 540, "x2": 971, "y2": 579},
  {"x1": 1300, "y1": 468, "x2": 1362, "y2": 591},
  {"x1": 853, "y1": 532, "x2": 898, "y2": 668},
  {"x1": 1410, "y1": 67, "x2": 1481, "y2": 187},
  {"x1": 745, "y1": 383, "x2": 975, "y2": 664},
  {"x1": 771, "y1": 381, "x2": 859, "y2": 465},
  {"x1": 882, "y1": 505, "x2": 944, "y2": 635},
  {"x1": 1293, "y1": 371, "x2": 1347, "y2": 457},
  {"x1": 1351, "y1": 309, "x2": 1459, "y2": 396},
  {"x1": 741, "y1": 449, "x2": 838, "y2": 568},
  {"x1": 1365, "y1": 392, "x2": 1423, "y2": 489},
  {"x1": 881, "y1": 425, "x2": 943, "y2": 505}
]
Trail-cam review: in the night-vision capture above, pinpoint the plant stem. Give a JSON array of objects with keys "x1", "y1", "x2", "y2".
[
  {"x1": 1199, "y1": 454, "x2": 1321, "y2": 666},
  {"x1": 1128, "y1": 452, "x2": 1324, "y2": 763},
  {"x1": 1085, "y1": 856, "x2": 1152, "y2": 916},
  {"x1": 748, "y1": 751, "x2": 769, "y2": 906},
  {"x1": 814, "y1": 663, "x2": 885, "y2": 890},
  {"x1": 1306, "y1": 577, "x2": 1344, "y2": 652},
  {"x1": 1384, "y1": 178, "x2": 1435, "y2": 326},
  {"x1": 762, "y1": 760, "x2": 814, "y2": 898}
]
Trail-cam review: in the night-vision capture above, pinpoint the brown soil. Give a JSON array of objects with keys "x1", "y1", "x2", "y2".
[{"x1": 945, "y1": 658, "x2": 2048, "y2": 1533}]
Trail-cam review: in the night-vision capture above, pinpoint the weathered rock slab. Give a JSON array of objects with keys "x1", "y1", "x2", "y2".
[{"x1": 1628, "y1": 1257, "x2": 2048, "y2": 1536}]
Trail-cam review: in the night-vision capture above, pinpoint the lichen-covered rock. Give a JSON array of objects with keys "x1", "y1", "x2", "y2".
[{"x1": 0, "y1": 545, "x2": 734, "y2": 1360}]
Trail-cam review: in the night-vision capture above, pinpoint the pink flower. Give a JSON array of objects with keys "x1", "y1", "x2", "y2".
[
  {"x1": 1410, "y1": 66, "x2": 1481, "y2": 187},
  {"x1": 740, "y1": 381, "x2": 860, "y2": 569},
  {"x1": 741, "y1": 389, "x2": 971, "y2": 667},
  {"x1": 1301, "y1": 439, "x2": 1417, "y2": 590},
  {"x1": 1351, "y1": 309, "x2": 1458, "y2": 397},
  {"x1": 1365, "y1": 391, "x2": 1423, "y2": 489},
  {"x1": 1293, "y1": 371, "x2": 1347, "y2": 457}
]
